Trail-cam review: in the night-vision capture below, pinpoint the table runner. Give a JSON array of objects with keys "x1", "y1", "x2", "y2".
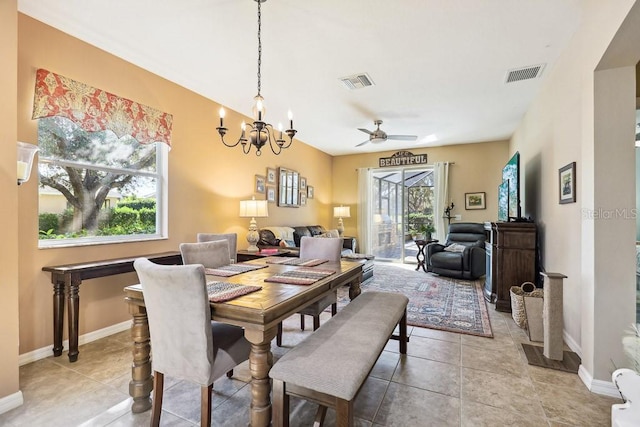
[
  {"x1": 264, "y1": 268, "x2": 336, "y2": 285},
  {"x1": 206, "y1": 281, "x2": 262, "y2": 302},
  {"x1": 265, "y1": 257, "x2": 328, "y2": 267},
  {"x1": 204, "y1": 263, "x2": 268, "y2": 277}
]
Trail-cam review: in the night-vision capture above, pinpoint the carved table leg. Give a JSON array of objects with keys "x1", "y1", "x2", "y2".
[
  {"x1": 128, "y1": 303, "x2": 153, "y2": 413},
  {"x1": 67, "y1": 274, "x2": 81, "y2": 362},
  {"x1": 52, "y1": 277, "x2": 65, "y2": 357},
  {"x1": 244, "y1": 327, "x2": 277, "y2": 427}
]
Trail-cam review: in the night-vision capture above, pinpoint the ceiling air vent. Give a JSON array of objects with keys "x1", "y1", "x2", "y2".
[
  {"x1": 339, "y1": 73, "x2": 375, "y2": 90},
  {"x1": 505, "y1": 64, "x2": 545, "y2": 83}
]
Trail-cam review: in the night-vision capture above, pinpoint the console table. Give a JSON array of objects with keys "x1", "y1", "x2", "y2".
[{"x1": 42, "y1": 251, "x2": 182, "y2": 362}]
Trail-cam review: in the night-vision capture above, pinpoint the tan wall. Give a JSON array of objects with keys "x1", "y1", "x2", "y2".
[
  {"x1": 332, "y1": 141, "x2": 509, "y2": 242},
  {"x1": 17, "y1": 14, "x2": 333, "y2": 354},
  {"x1": 0, "y1": 0, "x2": 20, "y2": 402}
]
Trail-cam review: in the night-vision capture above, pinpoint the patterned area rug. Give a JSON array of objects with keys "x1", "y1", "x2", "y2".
[{"x1": 337, "y1": 263, "x2": 493, "y2": 338}]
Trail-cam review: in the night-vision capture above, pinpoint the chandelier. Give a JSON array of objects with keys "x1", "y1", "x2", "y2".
[{"x1": 217, "y1": 0, "x2": 296, "y2": 156}]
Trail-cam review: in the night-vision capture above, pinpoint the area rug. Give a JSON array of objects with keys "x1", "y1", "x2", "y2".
[{"x1": 337, "y1": 263, "x2": 493, "y2": 338}]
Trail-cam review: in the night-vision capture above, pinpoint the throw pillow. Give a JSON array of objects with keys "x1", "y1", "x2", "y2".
[
  {"x1": 444, "y1": 243, "x2": 466, "y2": 253},
  {"x1": 315, "y1": 229, "x2": 340, "y2": 238}
]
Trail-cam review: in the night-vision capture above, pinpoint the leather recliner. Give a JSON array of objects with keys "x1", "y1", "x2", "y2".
[{"x1": 426, "y1": 222, "x2": 487, "y2": 279}]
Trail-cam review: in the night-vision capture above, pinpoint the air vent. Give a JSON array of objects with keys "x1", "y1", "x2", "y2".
[
  {"x1": 339, "y1": 73, "x2": 375, "y2": 90},
  {"x1": 505, "y1": 64, "x2": 545, "y2": 83}
]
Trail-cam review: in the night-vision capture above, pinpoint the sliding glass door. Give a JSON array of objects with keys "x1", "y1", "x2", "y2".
[{"x1": 368, "y1": 167, "x2": 434, "y2": 263}]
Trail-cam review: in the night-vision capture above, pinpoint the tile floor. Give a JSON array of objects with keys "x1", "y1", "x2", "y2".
[{"x1": 0, "y1": 291, "x2": 621, "y2": 426}]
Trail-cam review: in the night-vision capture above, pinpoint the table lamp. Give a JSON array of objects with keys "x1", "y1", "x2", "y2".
[
  {"x1": 333, "y1": 206, "x2": 351, "y2": 236},
  {"x1": 239, "y1": 197, "x2": 269, "y2": 252}
]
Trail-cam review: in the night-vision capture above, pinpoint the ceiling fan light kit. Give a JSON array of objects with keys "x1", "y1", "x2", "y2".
[
  {"x1": 217, "y1": 0, "x2": 297, "y2": 156},
  {"x1": 356, "y1": 120, "x2": 418, "y2": 147}
]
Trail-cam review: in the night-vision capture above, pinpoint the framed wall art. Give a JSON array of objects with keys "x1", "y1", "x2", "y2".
[
  {"x1": 559, "y1": 162, "x2": 576, "y2": 204},
  {"x1": 266, "y1": 167, "x2": 276, "y2": 184},
  {"x1": 464, "y1": 192, "x2": 486, "y2": 210},
  {"x1": 300, "y1": 177, "x2": 307, "y2": 190},
  {"x1": 300, "y1": 191, "x2": 307, "y2": 206},
  {"x1": 255, "y1": 174, "x2": 266, "y2": 194},
  {"x1": 266, "y1": 185, "x2": 276, "y2": 203},
  {"x1": 307, "y1": 185, "x2": 314, "y2": 199}
]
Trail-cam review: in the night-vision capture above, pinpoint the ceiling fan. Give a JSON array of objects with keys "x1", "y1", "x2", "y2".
[{"x1": 356, "y1": 120, "x2": 418, "y2": 147}]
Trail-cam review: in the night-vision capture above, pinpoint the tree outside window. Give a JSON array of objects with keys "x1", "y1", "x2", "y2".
[{"x1": 37, "y1": 116, "x2": 167, "y2": 247}]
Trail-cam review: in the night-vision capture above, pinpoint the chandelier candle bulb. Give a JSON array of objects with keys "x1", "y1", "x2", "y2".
[
  {"x1": 288, "y1": 110, "x2": 293, "y2": 130},
  {"x1": 219, "y1": 107, "x2": 225, "y2": 127},
  {"x1": 278, "y1": 123, "x2": 283, "y2": 139}
]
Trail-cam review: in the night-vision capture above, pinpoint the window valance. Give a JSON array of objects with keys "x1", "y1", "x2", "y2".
[{"x1": 32, "y1": 68, "x2": 173, "y2": 146}]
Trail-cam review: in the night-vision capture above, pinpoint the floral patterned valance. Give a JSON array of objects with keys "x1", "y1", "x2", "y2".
[{"x1": 32, "y1": 68, "x2": 172, "y2": 146}]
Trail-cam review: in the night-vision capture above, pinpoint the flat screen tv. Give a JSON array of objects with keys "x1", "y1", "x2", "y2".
[{"x1": 499, "y1": 151, "x2": 521, "y2": 221}]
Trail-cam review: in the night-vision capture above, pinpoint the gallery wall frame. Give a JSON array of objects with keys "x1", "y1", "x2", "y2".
[
  {"x1": 255, "y1": 174, "x2": 266, "y2": 194},
  {"x1": 465, "y1": 192, "x2": 486, "y2": 210},
  {"x1": 559, "y1": 162, "x2": 576, "y2": 204}
]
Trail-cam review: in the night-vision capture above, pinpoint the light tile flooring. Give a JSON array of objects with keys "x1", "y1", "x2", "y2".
[{"x1": 0, "y1": 295, "x2": 621, "y2": 426}]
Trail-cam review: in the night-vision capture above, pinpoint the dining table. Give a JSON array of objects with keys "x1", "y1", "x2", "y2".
[{"x1": 123, "y1": 257, "x2": 363, "y2": 427}]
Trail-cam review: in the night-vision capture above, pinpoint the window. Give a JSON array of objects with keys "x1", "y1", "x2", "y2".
[{"x1": 37, "y1": 116, "x2": 168, "y2": 247}]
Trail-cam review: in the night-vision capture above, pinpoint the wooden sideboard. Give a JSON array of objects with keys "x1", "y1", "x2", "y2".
[{"x1": 484, "y1": 222, "x2": 537, "y2": 312}]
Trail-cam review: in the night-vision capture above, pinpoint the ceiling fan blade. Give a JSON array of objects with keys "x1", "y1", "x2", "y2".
[
  {"x1": 387, "y1": 134, "x2": 418, "y2": 141},
  {"x1": 357, "y1": 128, "x2": 373, "y2": 135},
  {"x1": 355, "y1": 139, "x2": 370, "y2": 147}
]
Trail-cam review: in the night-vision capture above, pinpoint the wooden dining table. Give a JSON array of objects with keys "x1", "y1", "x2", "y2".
[{"x1": 123, "y1": 258, "x2": 363, "y2": 427}]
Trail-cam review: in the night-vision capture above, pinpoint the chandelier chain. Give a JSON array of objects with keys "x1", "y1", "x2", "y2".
[{"x1": 257, "y1": 0, "x2": 262, "y2": 97}]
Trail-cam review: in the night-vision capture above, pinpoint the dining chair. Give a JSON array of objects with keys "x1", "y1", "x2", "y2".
[
  {"x1": 133, "y1": 258, "x2": 251, "y2": 427},
  {"x1": 180, "y1": 240, "x2": 231, "y2": 268},
  {"x1": 276, "y1": 236, "x2": 343, "y2": 346},
  {"x1": 197, "y1": 232, "x2": 238, "y2": 263}
]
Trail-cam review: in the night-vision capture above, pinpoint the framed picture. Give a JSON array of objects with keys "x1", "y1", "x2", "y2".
[
  {"x1": 266, "y1": 167, "x2": 276, "y2": 184},
  {"x1": 300, "y1": 177, "x2": 307, "y2": 190},
  {"x1": 464, "y1": 192, "x2": 486, "y2": 210},
  {"x1": 559, "y1": 162, "x2": 576, "y2": 204},
  {"x1": 255, "y1": 174, "x2": 266, "y2": 194},
  {"x1": 307, "y1": 185, "x2": 314, "y2": 199},
  {"x1": 300, "y1": 191, "x2": 307, "y2": 206},
  {"x1": 266, "y1": 185, "x2": 276, "y2": 203}
]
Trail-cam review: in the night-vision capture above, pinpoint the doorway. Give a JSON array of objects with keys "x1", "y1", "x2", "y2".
[{"x1": 368, "y1": 167, "x2": 434, "y2": 263}]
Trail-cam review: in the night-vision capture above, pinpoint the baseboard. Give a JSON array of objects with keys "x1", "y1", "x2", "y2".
[
  {"x1": 563, "y1": 330, "x2": 582, "y2": 358},
  {"x1": 564, "y1": 331, "x2": 621, "y2": 398},
  {"x1": 0, "y1": 391, "x2": 24, "y2": 415},
  {"x1": 18, "y1": 320, "x2": 131, "y2": 366}
]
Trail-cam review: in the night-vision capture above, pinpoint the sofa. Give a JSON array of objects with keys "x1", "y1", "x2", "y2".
[{"x1": 258, "y1": 225, "x2": 356, "y2": 256}]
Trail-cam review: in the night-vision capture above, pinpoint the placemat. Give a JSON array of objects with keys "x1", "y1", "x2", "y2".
[
  {"x1": 265, "y1": 257, "x2": 328, "y2": 267},
  {"x1": 264, "y1": 268, "x2": 336, "y2": 285},
  {"x1": 206, "y1": 281, "x2": 262, "y2": 302},
  {"x1": 204, "y1": 263, "x2": 268, "y2": 277}
]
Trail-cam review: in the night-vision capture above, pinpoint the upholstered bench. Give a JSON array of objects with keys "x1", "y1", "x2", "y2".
[{"x1": 270, "y1": 291, "x2": 408, "y2": 426}]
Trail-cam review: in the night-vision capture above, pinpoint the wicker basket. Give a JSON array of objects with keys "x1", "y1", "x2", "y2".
[{"x1": 510, "y1": 282, "x2": 541, "y2": 328}]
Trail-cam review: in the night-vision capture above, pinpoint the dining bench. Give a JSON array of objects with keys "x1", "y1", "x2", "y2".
[{"x1": 269, "y1": 290, "x2": 409, "y2": 427}]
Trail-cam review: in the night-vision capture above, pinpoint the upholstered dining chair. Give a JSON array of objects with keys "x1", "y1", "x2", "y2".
[
  {"x1": 197, "y1": 232, "x2": 238, "y2": 263},
  {"x1": 180, "y1": 240, "x2": 231, "y2": 269},
  {"x1": 276, "y1": 236, "x2": 343, "y2": 346},
  {"x1": 133, "y1": 258, "x2": 251, "y2": 427}
]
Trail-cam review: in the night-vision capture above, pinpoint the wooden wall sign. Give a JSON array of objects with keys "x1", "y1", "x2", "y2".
[{"x1": 378, "y1": 151, "x2": 427, "y2": 168}]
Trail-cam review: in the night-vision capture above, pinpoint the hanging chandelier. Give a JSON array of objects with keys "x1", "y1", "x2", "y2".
[{"x1": 217, "y1": 0, "x2": 296, "y2": 156}]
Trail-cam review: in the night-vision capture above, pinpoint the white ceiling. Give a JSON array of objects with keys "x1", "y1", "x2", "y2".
[{"x1": 18, "y1": 0, "x2": 583, "y2": 156}]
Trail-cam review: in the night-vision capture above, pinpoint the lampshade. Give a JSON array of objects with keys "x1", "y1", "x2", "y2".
[
  {"x1": 239, "y1": 198, "x2": 269, "y2": 218},
  {"x1": 333, "y1": 206, "x2": 351, "y2": 218},
  {"x1": 17, "y1": 141, "x2": 39, "y2": 185}
]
